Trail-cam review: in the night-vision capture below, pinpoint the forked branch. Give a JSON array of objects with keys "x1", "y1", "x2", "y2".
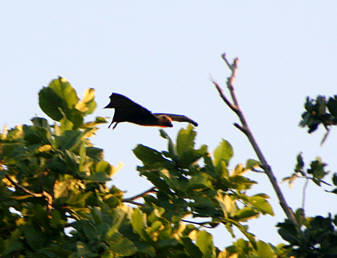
[{"x1": 213, "y1": 53, "x2": 298, "y2": 226}]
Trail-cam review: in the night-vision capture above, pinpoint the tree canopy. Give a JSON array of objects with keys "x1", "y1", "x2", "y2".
[{"x1": 1, "y1": 60, "x2": 337, "y2": 257}]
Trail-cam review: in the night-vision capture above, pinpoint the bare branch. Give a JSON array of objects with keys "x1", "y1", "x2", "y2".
[
  {"x1": 212, "y1": 80, "x2": 239, "y2": 114},
  {"x1": 123, "y1": 187, "x2": 156, "y2": 202},
  {"x1": 5, "y1": 174, "x2": 53, "y2": 216},
  {"x1": 182, "y1": 219, "x2": 213, "y2": 228},
  {"x1": 6, "y1": 175, "x2": 43, "y2": 198},
  {"x1": 213, "y1": 53, "x2": 298, "y2": 227},
  {"x1": 123, "y1": 200, "x2": 143, "y2": 206},
  {"x1": 301, "y1": 177, "x2": 309, "y2": 210}
]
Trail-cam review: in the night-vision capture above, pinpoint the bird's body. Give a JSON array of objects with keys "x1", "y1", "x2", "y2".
[{"x1": 104, "y1": 93, "x2": 198, "y2": 129}]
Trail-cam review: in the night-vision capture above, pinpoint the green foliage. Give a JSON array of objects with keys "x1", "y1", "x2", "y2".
[
  {"x1": 300, "y1": 95, "x2": 337, "y2": 133},
  {"x1": 0, "y1": 77, "x2": 286, "y2": 257},
  {"x1": 134, "y1": 126, "x2": 274, "y2": 247},
  {"x1": 283, "y1": 153, "x2": 330, "y2": 188},
  {"x1": 278, "y1": 211, "x2": 337, "y2": 257}
]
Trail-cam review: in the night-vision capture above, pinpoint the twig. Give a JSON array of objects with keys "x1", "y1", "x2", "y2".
[
  {"x1": 6, "y1": 175, "x2": 43, "y2": 198},
  {"x1": 182, "y1": 219, "x2": 213, "y2": 228},
  {"x1": 301, "y1": 177, "x2": 309, "y2": 210},
  {"x1": 213, "y1": 53, "x2": 298, "y2": 227},
  {"x1": 122, "y1": 187, "x2": 156, "y2": 202},
  {"x1": 123, "y1": 200, "x2": 143, "y2": 206},
  {"x1": 5, "y1": 174, "x2": 53, "y2": 215}
]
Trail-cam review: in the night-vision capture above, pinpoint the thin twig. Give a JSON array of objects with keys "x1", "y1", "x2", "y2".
[
  {"x1": 301, "y1": 177, "x2": 309, "y2": 210},
  {"x1": 5, "y1": 174, "x2": 53, "y2": 216},
  {"x1": 212, "y1": 80, "x2": 239, "y2": 114},
  {"x1": 213, "y1": 53, "x2": 298, "y2": 227},
  {"x1": 123, "y1": 200, "x2": 143, "y2": 206},
  {"x1": 182, "y1": 219, "x2": 213, "y2": 228},
  {"x1": 6, "y1": 175, "x2": 43, "y2": 198},
  {"x1": 122, "y1": 187, "x2": 156, "y2": 202}
]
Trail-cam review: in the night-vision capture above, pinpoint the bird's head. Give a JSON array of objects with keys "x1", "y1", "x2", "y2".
[{"x1": 156, "y1": 115, "x2": 173, "y2": 127}]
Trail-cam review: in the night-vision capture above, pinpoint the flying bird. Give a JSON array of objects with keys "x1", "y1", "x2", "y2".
[{"x1": 104, "y1": 93, "x2": 198, "y2": 129}]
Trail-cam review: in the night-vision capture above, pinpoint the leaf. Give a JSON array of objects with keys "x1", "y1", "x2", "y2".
[
  {"x1": 39, "y1": 86, "x2": 64, "y2": 121},
  {"x1": 160, "y1": 129, "x2": 177, "y2": 159},
  {"x1": 196, "y1": 231, "x2": 216, "y2": 258},
  {"x1": 49, "y1": 77, "x2": 79, "y2": 109},
  {"x1": 107, "y1": 232, "x2": 137, "y2": 256},
  {"x1": 216, "y1": 193, "x2": 237, "y2": 217},
  {"x1": 214, "y1": 139, "x2": 233, "y2": 168},
  {"x1": 131, "y1": 209, "x2": 149, "y2": 241},
  {"x1": 295, "y1": 153, "x2": 305, "y2": 175},
  {"x1": 75, "y1": 88, "x2": 96, "y2": 115},
  {"x1": 176, "y1": 125, "x2": 196, "y2": 157},
  {"x1": 39, "y1": 78, "x2": 84, "y2": 128},
  {"x1": 248, "y1": 195, "x2": 274, "y2": 215},
  {"x1": 133, "y1": 144, "x2": 171, "y2": 168},
  {"x1": 308, "y1": 159, "x2": 329, "y2": 185},
  {"x1": 96, "y1": 160, "x2": 113, "y2": 175},
  {"x1": 245, "y1": 159, "x2": 260, "y2": 170},
  {"x1": 256, "y1": 241, "x2": 277, "y2": 258},
  {"x1": 277, "y1": 220, "x2": 299, "y2": 244},
  {"x1": 55, "y1": 130, "x2": 83, "y2": 151},
  {"x1": 327, "y1": 96, "x2": 337, "y2": 117},
  {"x1": 179, "y1": 237, "x2": 202, "y2": 258},
  {"x1": 333, "y1": 173, "x2": 337, "y2": 186},
  {"x1": 87, "y1": 172, "x2": 111, "y2": 183}
]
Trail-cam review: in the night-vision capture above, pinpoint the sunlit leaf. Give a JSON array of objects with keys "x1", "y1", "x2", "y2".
[
  {"x1": 196, "y1": 231, "x2": 216, "y2": 258},
  {"x1": 214, "y1": 139, "x2": 233, "y2": 168},
  {"x1": 75, "y1": 88, "x2": 96, "y2": 115}
]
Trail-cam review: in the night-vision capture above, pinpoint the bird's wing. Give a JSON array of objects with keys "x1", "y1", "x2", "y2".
[
  {"x1": 153, "y1": 113, "x2": 198, "y2": 127},
  {"x1": 107, "y1": 93, "x2": 158, "y2": 123}
]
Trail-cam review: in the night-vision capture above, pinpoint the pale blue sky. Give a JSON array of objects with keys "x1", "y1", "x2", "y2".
[{"x1": 2, "y1": 1, "x2": 337, "y2": 248}]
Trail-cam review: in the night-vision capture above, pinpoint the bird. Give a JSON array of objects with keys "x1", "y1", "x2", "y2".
[{"x1": 104, "y1": 93, "x2": 198, "y2": 129}]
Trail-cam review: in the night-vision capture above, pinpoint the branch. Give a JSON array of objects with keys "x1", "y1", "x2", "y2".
[
  {"x1": 122, "y1": 187, "x2": 156, "y2": 202},
  {"x1": 5, "y1": 174, "x2": 53, "y2": 215},
  {"x1": 182, "y1": 219, "x2": 213, "y2": 228},
  {"x1": 213, "y1": 53, "x2": 298, "y2": 227}
]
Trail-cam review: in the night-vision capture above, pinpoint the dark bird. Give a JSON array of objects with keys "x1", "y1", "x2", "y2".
[{"x1": 104, "y1": 93, "x2": 198, "y2": 129}]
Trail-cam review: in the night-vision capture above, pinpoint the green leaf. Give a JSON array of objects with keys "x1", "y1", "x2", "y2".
[
  {"x1": 22, "y1": 224, "x2": 45, "y2": 250},
  {"x1": 180, "y1": 237, "x2": 203, "y2": 258},
  {"x1": 87, "y1": 172, "x2": 111, "y2": 183},
  {"x1": 133, "y1": 144, "x2": 171, "y2": 168},
  {"x1": 131, "y1": 209, "x2": 149, "y2": 241},
  {"x1": 308, "y1": 159, "x2": 329, "y2": 185},
  {"x1": 160, "y1": 129, "x2": 178, "y2": 159},
  {"x1": 295, "y1": 153, "x2": 305, "y2": 175},
  {"x1": 55, "y1": 130, "x2": 83, "y2": 151},
  {"x1": 176, "y1": 125, "x2": 196, "y2": 157},
  {"x1": 248, "y1": 195, "x2": 273, "y2": 215},
  {"x1": 256, "y1": 241, "x2": 277, "y2": 258},
  {"x1": 333, "y1": 173, "x2": 337, "y2": 186},
  {"x1": 196, "y1": 230, "x2": 216, "y2": 258},
  {"x1": 107, "y1": 232, "x2": 137, "y2": 256},
  {"x1": 39, "y1": 86, "x2": 64, "y2": 121},
  {"x1": 277, "y1": 220, "x2": 299, "y2": 244},
  {"x1": 96, "y1": 160, "x2": 113, "y2": 175},
  {"x1": 245, "y1": 159, "x2": 260, "y2": 170},
  {"x1": 75, "y1": 88, "x2": 97, "y2": 115},
  {"x1": 49, "y1": 77, "x2": 79, "y2": 109},
  {"x1": 39, "y1": 77, "x2": 84, "y2": 128},
  {"x1": 327, "y1": 96, "x2": 337, "y2": 117},
  {"x1": 214, "y1": 139, "x2": 233, "y2": 168},
  {"x1": 216, "y1": 193, "x2": 237, "y2": 217}
]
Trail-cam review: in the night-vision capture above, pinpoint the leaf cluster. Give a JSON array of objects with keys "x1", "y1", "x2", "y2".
[{"x1": 300, "y1": 95, "x2": 337, "y2": 133}]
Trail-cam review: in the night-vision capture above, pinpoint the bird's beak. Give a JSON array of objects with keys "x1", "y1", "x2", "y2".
[{"x1": 104, "y1": 102, "x2": 113, "y2": 109}]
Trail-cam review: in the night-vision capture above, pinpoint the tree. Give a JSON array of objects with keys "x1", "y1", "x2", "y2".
[{"x1": 1, "y1": 56, "x2": 337, "y2": 257}]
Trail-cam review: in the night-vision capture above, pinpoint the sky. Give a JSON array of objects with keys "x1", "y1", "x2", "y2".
[{"x1": 2, "y1": 1, "x2": 337, "y2": 248}]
